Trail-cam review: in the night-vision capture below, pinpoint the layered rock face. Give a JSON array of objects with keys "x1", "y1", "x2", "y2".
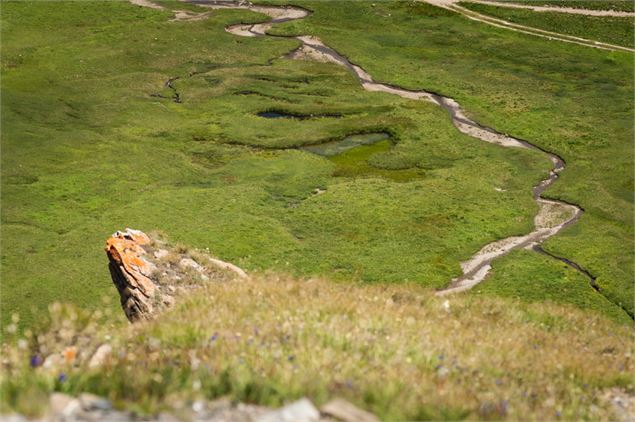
[
  {"x1": 105, "y1": 228, "x2": 245, "y2": 322},
  {"x1": 106, "y1": 229, "x2": 165, "y2": 321}
]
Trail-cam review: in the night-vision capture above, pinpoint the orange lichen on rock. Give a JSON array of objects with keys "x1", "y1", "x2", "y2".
[
  {"x1": 105, "y1": 229, "x2": 157, "y2": 322},
  {"x1": 105, "y1": 228, "x2": 247, "y2": 322}
]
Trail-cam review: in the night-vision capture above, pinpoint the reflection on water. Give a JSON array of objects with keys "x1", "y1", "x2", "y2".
[{"x1": 301, "y1": 132, "x2": 390, "y2": 157}]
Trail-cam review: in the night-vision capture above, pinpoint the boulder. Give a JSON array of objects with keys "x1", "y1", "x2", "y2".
[
  {"x1": 105, "y1": 229, "x2": 158, "y2": 321},
  {"x1": 256, "y1": 398, "x2": 320, "y2": 422},
  {"x1": 321, "y1": 398, "x2": 379, "y2": 422},
  {"x1": 105, "y1": 228, "x2": 247, "y2": 322}
]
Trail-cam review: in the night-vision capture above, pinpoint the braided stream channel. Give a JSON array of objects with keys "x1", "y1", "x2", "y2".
[{"x1": 177, "y1": 0, "x2": 606, "y2": 299}]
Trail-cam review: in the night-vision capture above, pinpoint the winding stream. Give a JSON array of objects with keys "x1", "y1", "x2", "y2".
[{"x1": 168, "y1": 0, "x2": 594, "y2": 295}]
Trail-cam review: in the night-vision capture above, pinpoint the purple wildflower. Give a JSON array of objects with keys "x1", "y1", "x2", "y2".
[{"x1": 30, "y1": 355, "x2": 43, "y2": 368}]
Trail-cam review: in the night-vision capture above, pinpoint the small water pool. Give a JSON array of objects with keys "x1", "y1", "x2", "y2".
[
  {"x1": 301, "y1": 132, "x2": 390, "y2": 157},
  {"x1": 257, "y1": 111, "x2": 343, "y2": 120}
]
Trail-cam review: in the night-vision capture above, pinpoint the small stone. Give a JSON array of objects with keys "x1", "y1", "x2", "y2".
[
  {"x1": 154, "y1": 249, "x2": 169, "y2": 259},
  {"x1": 163, "y1": 295, "x2": 175, "y2": 307},
  {"x1": 1, "y1": 415, "x2": 28, "y2": 422},
  {"x1": 207, "y1": 397, "x2": 232, "y2": 412},
  {"x1": 179, "y1": 258, "x2": 200, "y2": 270},
  {"x1": 442, "y1": 300, "x2": 451, "y2": 312},
  {"x1": 257, "y1": 398, "x2": 320, "y2": 422},
  {"x1": 437, "y1": 366, "x2": 450, "y2": 378},
  {"x1": 43, "y1": 353, "x2": 62, "y2": 369},
  {"x1": 157, "y1": 413, "x2": 180, "y2": 422},
  {"x1": 49, "y1": 393, "x2": 80, "y2": 418},
  {"x1": 192, "y1": 400, "x2": 206, "y2": 413},
  {"x1": 79, "y1": 393, "x2": 112, "y2": 411},
  {"x1": 88, "y1": 344, "x2": 112, "y2": 368},
  {"x1": 320, "y1": 398, "x2": 379, "y2": 422}
]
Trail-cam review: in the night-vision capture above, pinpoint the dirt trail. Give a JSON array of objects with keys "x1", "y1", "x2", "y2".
[
  {"x1": 462, "y1": 0, "x2": 635, "y2": 17},
  {"x1": 423, "y1": 0, "x2": 635, "y2": 53},
  {"x1": 129, "y1": 0, "x2": 599, "y2": 296}
]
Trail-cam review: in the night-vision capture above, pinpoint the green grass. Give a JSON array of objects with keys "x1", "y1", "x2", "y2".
[
  {"x1": 1, "y1": 0, "x2": 575, "y2": 329},
  {"x1": 2, "y1": 273, "x2": 633, "y2": 420},
  {"x1": 459, "y1": 1, "x2": 635, "y2": 47},
  {"x1": 266, "y1": 0, "x2": 634, "y2": 317},
  {"x1": 475, "y1": 249, "x2": 632, "y2": 322}
]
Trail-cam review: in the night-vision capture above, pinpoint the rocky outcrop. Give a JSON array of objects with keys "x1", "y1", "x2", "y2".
[
  {"x1": 106, "y1": 229, "x2": 159, "y2": 321},
  {"x1": 105, "y1": 228, "x2": 246, "y2": 322}
]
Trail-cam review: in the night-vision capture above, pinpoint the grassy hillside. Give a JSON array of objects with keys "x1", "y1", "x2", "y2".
[
  {"x1": 2, "y1": 273, "x2": 633, "y2": 420},
  {"x1": 459, "y1": 2, "x2": 634, "y2": 48},
  {"x1": 2, "y1": 0, "x2": 632, "y2": 331},
  {"x1": 266, "y1": 0, "x2": 634, "y2": 317},
  {"x1": 1, "y1": 0, "x2": 581, "y2": 328}
]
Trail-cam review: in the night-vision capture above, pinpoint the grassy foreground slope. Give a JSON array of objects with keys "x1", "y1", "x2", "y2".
[
  {"x1": 1, "y1": 1, "x2": 572, "y2": 327},
  {"x1": 268, "y1": 0, "x2": 634, "y2": 317},
  {"x1": 2, "y1": 274, "x2": 633, "y2": 420},
  {"x1": 459, "y1": 1, "x2": 634, "y2": 48}
]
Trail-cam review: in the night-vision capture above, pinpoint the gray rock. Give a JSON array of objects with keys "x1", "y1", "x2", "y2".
[
  {"x1": 81, "y1": 410, "x2": 130, "y2": 421},
  {"x1": 49, "y1": 393, "x2": 80, "y2": 420},
  {"x1": 157, "y1": 413, "x2": 180, "y2": 422},
  {"x1": 320, "y1": 398, "x2": 379, "y2": 422},
  {"x1": 0, "y1": 415, "x2": 29, "y2": 422},
  {"x1": 79, "y1": 393, "x2": 111, "y2": 411},
  {"x1": 179, "y1": 258, "x2": 201, "y2": 270},
  {"x1": 88, "y1": 344, "x2": 112, "y2": 368},
  {"x1": 153, "y1": 249, "x2": 169, "y2": 259},
  {"x1": 257, "y1": 398, "x2": 320, "y2": 422}
]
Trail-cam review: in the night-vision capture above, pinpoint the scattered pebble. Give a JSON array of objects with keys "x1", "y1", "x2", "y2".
[{"x1": 88, "y1": 344, "x2": 112, "y2": 368}]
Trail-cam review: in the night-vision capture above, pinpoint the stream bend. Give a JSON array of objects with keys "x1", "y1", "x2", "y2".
[{"x1": 183, "y1": 0, "x2": 591, "y2": 296}]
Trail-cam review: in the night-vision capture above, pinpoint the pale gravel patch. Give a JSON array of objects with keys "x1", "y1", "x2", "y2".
[
  {"x1": 289, "y1": 44, "x2": 343, "y2": 64},
  {"x1": 534, "y1": 199, "x2": 578, "y2": 230},
  {"x1": 172, "y1": 10, "x2": 211, "y2": 22},
  {"x1": 436, "y1": 265, "x2": 492, "y2": 295},
  {"x1": 129, "y1": 0, "x2": 164, "y2": 10},
  {"x1": 226, "y1": 23, "x2": 259, "y2": 37}
]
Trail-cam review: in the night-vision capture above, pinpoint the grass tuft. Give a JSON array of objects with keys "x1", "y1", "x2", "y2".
[{"x1": 1, "y1": 274, "x2": 632, "y2": 420}]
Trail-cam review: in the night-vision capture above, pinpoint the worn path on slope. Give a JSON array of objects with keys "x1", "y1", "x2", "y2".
[
  {"x1": 459, "y1": 0, "x2": 635, "y2": 17},
  {"x1": 423, "y1": 0, "x2": 635, "y2": 53}
]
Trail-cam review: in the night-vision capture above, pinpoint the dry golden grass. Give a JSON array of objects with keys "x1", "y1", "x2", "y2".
[{"x1": 2, "y1": 273, "x2": 633, "y2": 420}]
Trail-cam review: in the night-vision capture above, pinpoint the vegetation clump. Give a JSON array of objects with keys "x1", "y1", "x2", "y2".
[{"x1": 2, "y1": 274, "x2": 632, "y2": 420}]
